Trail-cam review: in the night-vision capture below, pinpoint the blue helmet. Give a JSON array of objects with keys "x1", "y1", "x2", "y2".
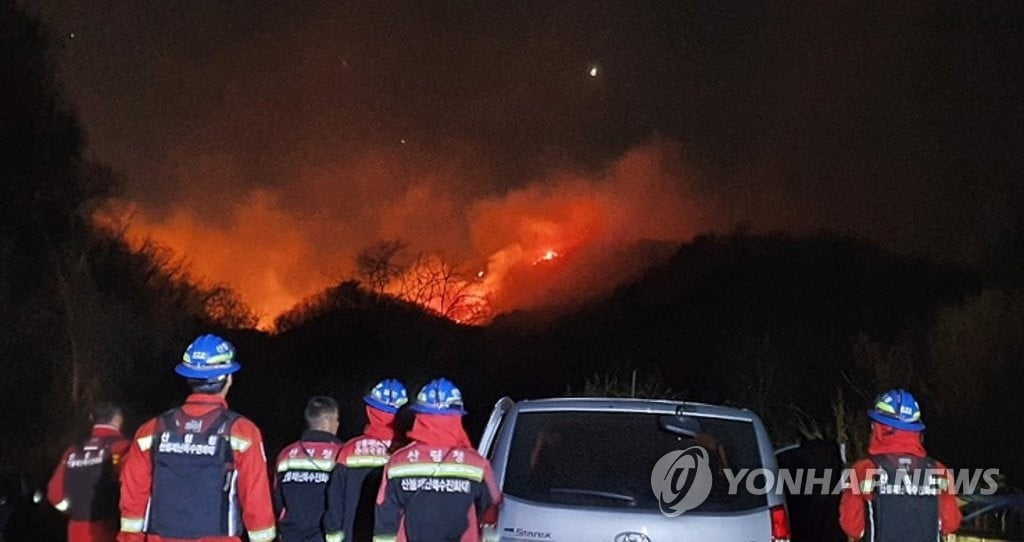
[
  {"x1": 364, "y1": 379, "x2": 409, "y2": 413},
  {"x1": 411, "y1": 378, "x2": 467, "y2": 415},
  {"x1": 867, "y1": 389, "x2": 924, "y2": 432},
  {"x1": 175, "y1": 334, "x2": 241, "y2": 381}
]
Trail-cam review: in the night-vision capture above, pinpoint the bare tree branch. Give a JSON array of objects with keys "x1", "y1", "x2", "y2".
[{"x1": 357, "y1": 240, "x2": 409, "y2": 295}]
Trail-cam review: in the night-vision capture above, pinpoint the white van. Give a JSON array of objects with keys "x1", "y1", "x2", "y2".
[{"x1": 477, "y1": 397, "x2": 790, "y2": 542}]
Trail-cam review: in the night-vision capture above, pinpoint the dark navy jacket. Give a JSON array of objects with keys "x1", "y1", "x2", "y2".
[{"x1": 273, "y1": 431, "x2": 344, "y2": 542}]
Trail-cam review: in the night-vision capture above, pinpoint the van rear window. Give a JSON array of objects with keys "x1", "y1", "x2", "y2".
[{"x1": 502, "y1": 411, "x2": 767, "y2": 512}]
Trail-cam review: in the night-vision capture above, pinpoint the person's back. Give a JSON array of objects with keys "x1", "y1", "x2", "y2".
[
  {"x1": 145, "y1": 402, "x2": 244, "y2": 538},
  {"x1": 117, "y1": 334, "x2": 276, "y2": 542},
  {"x1": 379, "y1": 441, "x2": 495, "y2": 542},
  {"x1": 273, "y1": 396, "x2": 343, "y2": 542},
  {"x1": 47, "y1": 403, "x2": 130, "y2": 542},
  {"x1": 325, "y1": 379, "x2": 407, "y2": 542},
  {"x1": 375, "y1": 378, "x2": 500, "y2": 542},
  {"x1": 839, "y1": 389, "x2": 961, "y2": 542}
]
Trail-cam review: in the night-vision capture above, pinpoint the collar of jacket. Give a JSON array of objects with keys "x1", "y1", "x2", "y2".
[
  {"x1": 91, "y1": 424, "x2": 123, "y2": 438},
  {"x1": 301, "y1": 430, "x2": 342, "y2": 443},
  {"x1": 184, "y1": 393, "x2": 229, "y2": 408}
]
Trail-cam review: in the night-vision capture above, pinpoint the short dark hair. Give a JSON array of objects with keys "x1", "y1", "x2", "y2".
[
  {"x1": 304, "y1": 396, "x2": 339, "y2": 427},
  {"x1": 92, "y1": 402, "x2": 122, "y2": 424},
  {"x1": 187, "y1": 377, "x2": 228, "y2": 395}
]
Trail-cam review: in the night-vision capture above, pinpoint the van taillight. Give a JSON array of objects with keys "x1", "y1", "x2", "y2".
[
  {"x1": 770, "y1": 505, "x2": 791, "y2": 541},
  {"x1": 481, "y1": 502, "x2": 500, "y2": 525},
  {"x1": 481, "y1": 505, "x2": 500, "y2": 542}
]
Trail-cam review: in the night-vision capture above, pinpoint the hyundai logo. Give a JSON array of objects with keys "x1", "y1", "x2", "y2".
[{"x1": 614, "y1": 533, "x2": 651, "y2": 542}]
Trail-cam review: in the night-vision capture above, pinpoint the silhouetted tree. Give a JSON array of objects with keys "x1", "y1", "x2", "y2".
[
  {"x1": 357, "y1": 239, "x2": 408, "y2": 295},
  {"x1": 395, "y1": 254, "x2": 491, "y2": 324},
  {"x1": 567, "y1": 370, "x2": 684, "y2": 399},
  {"x1": 204, "y1": 286, "x2": 260, "y2": 330},
  {"x1": 0, "y1": 5, "x2": 261, "y2": 484}
]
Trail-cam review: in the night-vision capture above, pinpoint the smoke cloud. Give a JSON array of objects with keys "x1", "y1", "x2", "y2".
[
  {"x1": 110, "y1": 140, "x2": 712, "y2": 326},
  {"x1": 35, "y1": 0, "x2": 1021, "y2": 328}
]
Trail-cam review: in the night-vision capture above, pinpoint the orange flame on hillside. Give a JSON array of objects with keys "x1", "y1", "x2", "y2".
[
  {"x1": 533, "y1": 249, "x2": 560, "y2": 265},
  {"x1": 102, "y1": 141, "x2": 711, "y2": 329}
]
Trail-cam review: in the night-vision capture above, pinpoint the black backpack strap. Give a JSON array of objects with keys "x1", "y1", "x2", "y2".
[
  {"x1": 157, "y1": 405, "x2": 234, "y2": 436},
  {"x1": 211, "y1": 409, "x2": 242, "y2": 506},
  {"x1": 84, "y1": 435, "x2": 118, "y2": 460},
  {"x1": 217, "y1": 410, "x2": 240, "y2": 432},
  {"x1": 216, "y1": 410, "x2": 242, "y2": 536},
  {"x1": 68, "y1": 437, "x2": 102, "y2": 464},
  {"x1": 861, "y1": 454, "x2": 892, "y2": 495},
  {"x1": 217, "y1": 410, "x2": 241, "y2": 460},
  {"x1": 155, "y1": 407, "x2": 181, "y2": 436},
  {"x1": 868, "y1": 454, "x2": 893, "y2": 470},
  {"x1": 875, "y1": 453, "x2": 931, "y2": 472},
  {"x1": 150, "y1": 408, "x2": 182, "y2": 470}
]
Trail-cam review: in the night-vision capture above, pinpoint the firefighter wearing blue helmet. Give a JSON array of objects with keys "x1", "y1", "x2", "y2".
[
  {"x1": 323, "y1": 379, "x2": 409, "y2": 542},
  {"x1": 865, "y1": 389, "x2": 925, "y2": 431},
  {"x1": 840, "y1": 389, "x2": 961, "y2": 542},
  {"x1": 117, "y1": 334, "x2": 276, "y2": 542},
  {"x1": 374, "y1": 378, "x2": 500, "y2": 542}
]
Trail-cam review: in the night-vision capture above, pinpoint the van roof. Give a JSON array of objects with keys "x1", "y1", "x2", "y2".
[{"x1": 510, "y1": 397, "x2": 758, "y2": 421}]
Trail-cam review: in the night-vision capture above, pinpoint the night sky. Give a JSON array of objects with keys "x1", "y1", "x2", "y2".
[{"x1": 20, "y1": 1, "x2": 1024, "y2": 317}]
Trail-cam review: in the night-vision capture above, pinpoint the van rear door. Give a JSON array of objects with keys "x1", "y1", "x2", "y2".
[{"x1": 490, "y1": 409, "x2": 777, "y2": 541}]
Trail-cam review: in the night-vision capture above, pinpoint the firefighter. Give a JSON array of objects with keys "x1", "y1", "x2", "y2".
[
  {"x1": 324, "y1": 379, "x2": 408, "y2": 542},
  {"x1": 117, "y1": 334, "x2": 276, "y2": 542},
  {"x1": 374, "y1": 378, "x2": 500, "y2": 542},
  {"x1": 839, "y1": 389, "x2": 962, "y2": 541},
  {"x1": 273, "y1": 396, "x2": 344, "y2": 542},
  {"x1": 47, "y1": 402, "x2": 130, "y2": 542}
]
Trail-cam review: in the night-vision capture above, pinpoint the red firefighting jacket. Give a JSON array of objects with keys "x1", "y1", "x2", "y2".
[
  {"x1": 48, "y1": 424, "x2": 130, "y2": 542},
  {"x1": 374, "y1": 414, "x2": 501, "y2": 542},
  {"x1": 116, "y1": 394, "x2": 276, "y2": 542},
  {"x1": 839, "y1": 423, "x2": 962, "y2": 540}
]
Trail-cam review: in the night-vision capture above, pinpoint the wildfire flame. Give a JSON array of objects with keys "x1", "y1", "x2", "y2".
[
  {"x1": 103, "y1": 141, "x2": 708, "y2": 329},
  {"x1": 533, "y1": 249, "x2": 560, "y2": 265}
]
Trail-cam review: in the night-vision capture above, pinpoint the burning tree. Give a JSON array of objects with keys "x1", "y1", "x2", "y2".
[
  {"x1": 356, "y1": 239, "x2": 409, "y2": 295},
  {"x1": 355, "y1": 240, "x2": 492, "y2": 324},
  {"x1": 393, "y1": 254, "x2": 491, "y2": 324},
  {"x1": 202, "y1": 285, "x2": 259, "y2": 329}
]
